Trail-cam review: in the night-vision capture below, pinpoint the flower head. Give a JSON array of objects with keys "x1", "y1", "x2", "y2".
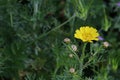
[
  {"x1": 64, "y1": 38, "x2": 71, "y2": 43},
  {"x1": 103, "y1": 41, "x2": 110, "y2": 48},
  {"x1": 71, "y1": 44, "x2": 77, "y2": 51},
  {"x1": 98, "y1": 36, "x2": 104, "y2": 41},
  {"x1": 116, "y1": 2, "x2": 120, "y2": 7},
  {"x1": 74, "y1": 26, "x2": 99, "y2": 42},
  {"x1": 69, "y1": 54, "x2": 73, "y2": 58},
  {"x1": 69, "y1": 68, "x2": 75, "y2": 73}
]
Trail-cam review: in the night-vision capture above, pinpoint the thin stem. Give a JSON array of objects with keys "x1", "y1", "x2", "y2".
[
  {"x1": 10, "y1": 12, "x2": 13, "y2": 27},
  {"x1": 70, "y1": 16, "x2": 75, "y2": 35},
  {"x1": 33, "y1": 0, "x2": 39, "y2": 30},
  {"x1": 62, "y1": 42, "x2": 80, "y2": 63},
  {"x1": 82, "y1": 43, "x2": 87, "y2": 56},
  {"x1": 87, "y1": 0, "x2": 94, "y2": 10},
  {"x1": 38, "y1": 14, "x2": 76, "y2": 39},
  {"x1": 53, "y1": 54, "x2": 59, "y2": 78},
  {"x1": 80, "y1": 42, "x2": 87, "y2": 75},
  {"x1": 27, "y1": 14, "x2": 76, "y2": 46},
  {"x1": 83, "y1": 45, "x2": 102, "y2": 69},
  {"x1": 53, "y1": 66, "x2": 59, "y2": 78},
  {"x1": 93, "y1": 45, "x2": 102, "y2": 56}
]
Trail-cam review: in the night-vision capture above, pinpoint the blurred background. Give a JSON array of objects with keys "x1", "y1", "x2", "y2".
[{"x1": 0, "y1": 0, "x2": 120, "y2": 80}]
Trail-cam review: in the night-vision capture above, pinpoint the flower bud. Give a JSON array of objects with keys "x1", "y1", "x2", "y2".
[
  {"x1": 64, "y1": 38, "x2": 71, "y2": 43},
  {"x1": 69, "y1": 54, "x2": 73, "y2": 58},
  {"x1": 71, "y1": 45, "x2": 77, "y2": 51},
  {"x1": 69, "y1": 68, "x2": 75, "y2": 73},
  {"x1": 103, "y1": 41, "x2": 110, "y2": 48}
]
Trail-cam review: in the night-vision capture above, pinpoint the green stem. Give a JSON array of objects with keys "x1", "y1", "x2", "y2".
[
  {"x1": 38, "y1": 14, "x2": 76, "y2": 39},
  {"x1": 82, "y1": 43, "x2": 87, "y2": 56},
  {"x1": 53, "y1": 57, "x2": 59, "y2": 78},
  {"x1": 33, "y1": 0, "x2": 39, "y2": 30},
  {"x1": 10, "y1": 12, "x2": 13, "y2": 27},
  {"x1": 83, "y1": 45, "x2": 102, "y2": 69},
  {"x1": 53, "y1": 66, "x2": 59, "y2": 78},
  {"x1": 80, "y1": 42, "x2": 87, "y2": 75},
  {"x1": 62, "y1": 42, "x2": 80, "y2": 63},
  {"x1": 27, "y1": 14, "x2": 76, "y2": 46}
]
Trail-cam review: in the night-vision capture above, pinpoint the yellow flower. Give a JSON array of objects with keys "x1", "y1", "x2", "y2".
[{"x1": 74, "y1": 26, "x2": 99, "y2": 42}]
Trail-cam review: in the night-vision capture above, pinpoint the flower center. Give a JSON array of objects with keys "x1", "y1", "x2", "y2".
[{"x1": 84, "y1": 33, "x2": 93, "y2": 40}]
